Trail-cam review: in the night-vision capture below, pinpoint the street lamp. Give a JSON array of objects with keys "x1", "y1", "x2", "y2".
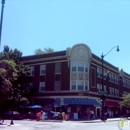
[
  {"x1": 0, "y1": 0, "x2": 5, "y2": 46},
  {"x1": 101, "y1": 45, "x2": 120, "y2": 121}
]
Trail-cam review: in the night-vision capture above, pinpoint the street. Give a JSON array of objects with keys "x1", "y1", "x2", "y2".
[{"x1": 0, "y1": 120, "x2": 129, "y2": 130}]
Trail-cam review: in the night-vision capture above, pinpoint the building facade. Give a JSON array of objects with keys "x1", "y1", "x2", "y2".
[{"x1": 20, "y1": 43, "x2": 130, "y2": 118}]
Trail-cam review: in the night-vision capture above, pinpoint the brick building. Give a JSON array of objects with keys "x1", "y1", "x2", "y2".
[{"x1": 20, "y1": 43, "x2": 130, "y2": 118}]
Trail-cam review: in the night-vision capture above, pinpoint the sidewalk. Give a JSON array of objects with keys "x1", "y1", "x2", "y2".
[
  {"x1": 68, "y1": 118, "x2": 121, "y2": 123},
  {"x1": 67, "y1": 117, "x2": 130, "y2": 123},
  {"x1": 24, "y1": 117, "x2": 129, "y2": 123},
  {"x1": 0, "y1": 123, "x2": 30, "y2": 130}
]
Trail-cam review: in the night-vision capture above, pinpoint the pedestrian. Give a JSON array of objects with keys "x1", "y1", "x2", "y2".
[
  {"x1": 126, "y1": 110, "x2": 129, "y2": 118},
  {"x1": 28, "y1": 111, "x2": 32, "y2": 120},
  {"x1": 87, "y1": 109, "x2": 91, "y2": 120},
  {"x1": 91, "y1": 110, "x2": 94, "y2": 119}
]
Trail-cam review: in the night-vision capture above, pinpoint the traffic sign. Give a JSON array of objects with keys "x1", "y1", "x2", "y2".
[{"x1": 98, "y1": 91, "x2": 107, "y2": 95}]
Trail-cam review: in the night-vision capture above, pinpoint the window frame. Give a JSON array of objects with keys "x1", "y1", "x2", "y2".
[
  {"x1": 40, "y1": 65, "x2": 46, "y2": 75},
  {"x1": 39, "y1": 82, "x2": 45, "y2": 92},
  {"x1": 55, "y1": 63, "x2": 61, "y2": 74}
]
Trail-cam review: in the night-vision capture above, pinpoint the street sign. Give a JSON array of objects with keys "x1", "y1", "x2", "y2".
[{"x1": 98, "y1": 91, "x2": 107, "y2": 95}]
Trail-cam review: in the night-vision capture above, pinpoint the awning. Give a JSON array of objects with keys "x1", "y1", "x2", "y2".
[
  {"x1": 53, "y1": 98, "x2": 100, "y2": 107},
  {"x1": 53, "y1": 98, "x2": 73, "y2": 106},
  {"x1": 70, "y1": 98, "x2": 100, "y2": 106},
  {"x1": 105, "y1": 100, "x2": 120, "y2": 107}
]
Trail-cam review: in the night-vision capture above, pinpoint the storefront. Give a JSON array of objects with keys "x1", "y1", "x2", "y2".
[
  {"x1": 105, "y1": 100, "x2": 120, "y2": 117},
  {"x1": 53, "y1": 98, "x2": 101, "y2": 119}
]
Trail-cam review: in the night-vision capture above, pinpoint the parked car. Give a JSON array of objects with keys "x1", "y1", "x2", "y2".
[{"x1": 3, "y1": 111, "x2": 24, "y2": 120}]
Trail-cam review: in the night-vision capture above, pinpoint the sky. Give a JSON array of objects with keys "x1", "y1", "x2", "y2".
[{"x1": 0, "y1": 0, "x2": 130, "y2": 74}]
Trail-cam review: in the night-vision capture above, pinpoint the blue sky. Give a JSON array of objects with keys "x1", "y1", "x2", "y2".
[{"x1": 1, "y1": 0, "x2": 130, "y2": 73}]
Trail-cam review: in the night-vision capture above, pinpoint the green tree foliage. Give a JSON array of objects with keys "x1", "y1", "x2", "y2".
[
  {"x1": 0, "y1": 45, "x2": 30, "y2": 108},
  {"x1": 121, "y1": 94, "x2": 130, "y2": 108},
  {"x1": 34, "y1": 47, "x2": 54, "y2": 55}
]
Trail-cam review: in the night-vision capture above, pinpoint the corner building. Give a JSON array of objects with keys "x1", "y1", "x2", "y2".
[{"x1": 20, "y1": 43, "x2": 130, "y2": 119}]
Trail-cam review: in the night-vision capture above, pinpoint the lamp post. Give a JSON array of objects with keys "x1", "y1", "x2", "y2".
[
  {"x1": 101, "y1": 45, "x2": 120, "y2": 121},
  {"x1": 0, "y1": 0, "x2": 5, "y2": 46},
  {"x1": 10, "y1": 91, "x2": 14, "y2": 125}
]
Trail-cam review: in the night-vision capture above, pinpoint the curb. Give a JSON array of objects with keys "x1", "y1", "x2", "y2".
[{"x1": 23, "y1": 119, "x2": 62, "y2": 123}]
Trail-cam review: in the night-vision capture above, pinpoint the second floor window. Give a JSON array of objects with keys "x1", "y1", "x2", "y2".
[
  {"x1": 40, "y1": 65, "x2": 46, "y2": 75},
  {"x1": 71, "y1": 81, "x2": 88, "y2": 91},
  {"x1": 77, "y1": 81, "x2": 84, "y2": 90},
  {"x1": 97, "y1": 84, "x2": 102, "y2": 91},
  {"x1": 55, "y1": 81, "x2": 61, "y2": 91},
  {"x1": 39, "y1": 82, "x2": 45, "y2": 92}
]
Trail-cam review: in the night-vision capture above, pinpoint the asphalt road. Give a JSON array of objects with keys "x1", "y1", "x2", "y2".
[{"x1": 0, "y1": 120, "x2": 130, "y2": 130}]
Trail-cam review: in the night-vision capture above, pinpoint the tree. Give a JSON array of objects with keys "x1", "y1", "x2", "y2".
[
  {"x1": 34, "y1": 47, "x2": 54, "y2": 55},
  {"x1": 121, "y1": 94, "x2": 130, "y2": 108},
  {"x1": 0, "y1": 45, "x2": 30, "y2": 109}
]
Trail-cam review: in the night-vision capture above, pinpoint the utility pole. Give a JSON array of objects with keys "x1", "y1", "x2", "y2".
[{"x1": 0, "y1": 0, "x2": 5, "y2": 46}]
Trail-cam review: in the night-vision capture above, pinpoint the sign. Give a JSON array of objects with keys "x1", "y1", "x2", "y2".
[{"x1": 98, "y1": 91, "x2": 107, "y2": 95}]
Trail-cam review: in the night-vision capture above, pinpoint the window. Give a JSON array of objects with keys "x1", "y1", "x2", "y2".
[
  {"x1": 104, "y1": 85, "x2": 106, "y2": 91},
  {"x1": 109, "y1": 87, "x2": 113, "y2": 95},
  {"x1": 85, "y1": 81, "x2": 88, "y2": 90},
  {"x1": 115, "y1": 89, "x2": 119, "y2": 96},
  {"x1": 78, "y1": 62, "x2": 84, "y2": 72},
  {"x1": 111, "y1": 74, "x2": 113, "y2": 82},
  {"x1": 97, "y1": 84, "x2": 100, "y2": 91},
  {"x1": 30, "y1": 66, "x2": 34, "y2": 76},
  {"x1": 112, "y1": 88, "x2": 114, "y2": 95},
  {"x1": 100, "y1": 68, "x2": 102, "y2": 78},
  {"x1": 39, "y1": 82, "x2": 45, "y2": 92},
  {"x1": 71, "y1": 81, "x2": 88, "y2": 91},
  {"x1": 77, "y1": 81, "x2": 84, "y2": 90},
  {"x1": 72, "y1": 62, "x2": 77, "y2": 72},
  {"x1": 109, "y1": 73, "x2": 112, "y2": 82},
  {"x1": 55, "y1": 63, "x2": 61, "y2": 74},
  {"x1": 85, "y1": 63, "x2": 88, "y2": 72},
  {"x1": 103, "y1": 69, "x2": 106, "y2": 80},
  {"x1": 97, "y1": 68, "x2": 100, "y2": 77},
  {"x1": 71, "y1": 81, "x2": 76, "y2": 90},
  {"x1": 55, "y1": 81, "x2": 61, "y2": 91},
  {"x1": 40, "y1": 65, "x2": 46, "y2": 75},
  {"x1": 97, "y1": 84, "x2": 102, "y2": 91}
]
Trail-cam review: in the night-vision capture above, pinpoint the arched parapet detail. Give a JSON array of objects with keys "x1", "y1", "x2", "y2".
[{"x1": 67, "y1": 43, "x2": 92, "y2": 62}]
